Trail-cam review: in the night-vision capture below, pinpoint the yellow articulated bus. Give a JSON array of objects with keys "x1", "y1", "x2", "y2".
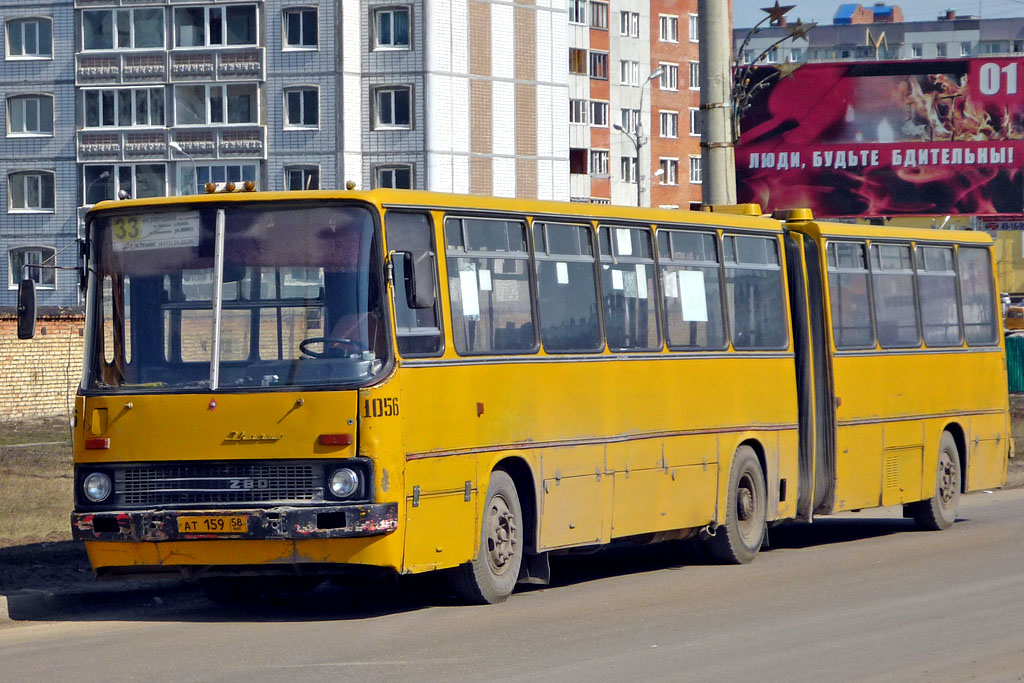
[{"x1": 19, "y1": 189, "x2": 1008, "y2": 604}]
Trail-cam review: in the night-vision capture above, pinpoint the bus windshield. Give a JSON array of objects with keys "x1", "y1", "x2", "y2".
[{"x1": 84, "y1": 202, "x2": 387, "y2": 393}]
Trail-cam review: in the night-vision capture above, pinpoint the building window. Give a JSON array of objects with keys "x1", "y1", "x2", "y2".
[
  {"x1": 83, "y1": 88, "x2": 164, "y2": 128},
  {"x1": 961, "y1": 41, "x2": 972, "y2": 56},
  {"x1": 660, "y1": 111, "x2": 678, "y2": 138},
  {"x1": 376, "y1": 165, "x2": 412, "y2": 189},
  {"x1": 659, "y1": 158, "x2": 678, "y2": 185},
  {"x1": 659, "y1": 63, "x2": 678, "y2": 90},
  {"x1": 569, "y1": 0, "x2": 586, "y2": 24},
  {"x1": 84, "y1": 8, "x2": 164, "y2": 50},
  {"x1": 789, "y1": 47, "x2": 804, "y2": 62},
  {"x1": 590, "y1": 149, "x2": 609, "y2": 175},
  {"x1": 174, "y1": 84, "x2": 258, "y2": 125},
  {"x1": 9, "y1": 246, "x2": 56, "y2": 289},
  {"x1": 570, "y1": 48, "x2": 587, "y2": 74},
  {"x1": 7, "y1": 18, "x2": 52, "y2": 58},
  {"x1": 659, "y1": 15, "x2": 678, "y2": 42},
  {"x1": 285, "y1": 165, "x2": 319, "y2": 190},
  {"x1": 590, "y1": 1, "x2": 608, "y2": 29},
  {"x1": 84, "y1": 164, "x2": 165, "y2": 204},
  {"x1": 7, "y1": 94, "x2": 53, "y2": 136},
  {"x1": 569, "y1": 148, "x2": 588, "y2": 174},
  {"x1": 619, "y1": 11, "x2": 639, "y2": 37},
  {"x1": 179, "y1": 163, "x2": 256, "y2": 195},
  {"x1": 689, "y1": 108, "x2": 701, "y2": 136},
  {"x1": 174, "y1": 5, "x2": 256, "y2": 48},
  {"x1": 570, "y1": 98, "x2": 588, "y2": 124},
  {"x1": 619, "y1": 108, "x2": 639, "y2": 134},
  {"x1": 620, "y1": 60, "x2": 639, "y2": 86},
  {"x1": 284, "y1": 8, "x2": 317, "y2": 49},
  {"x1": 689, "y1": 13, "x2": 699, "y2": 42},
  {"x1": 590, "y1": 100, "x2": 609, "y2": 127},
  {"x1": 620, "y1": 156, "x2": 638, "y2": 183},
  {"x1": 9, "y1": 170, "x2": 54, "y2": 212},
  {"x1": 765, "y1": 47, "x2": 778, "y2": 63},
  {"x1": 937, "y1": 43, "x2": 947, "y2": 57},
  {"x1": 373, "y1": 86, "x2": 412, "y2": 129},
  {"x1": 689, "y1": 61, "x2": 700, "y2": 89},
  {"x1": 284, "y1": 87, "x2": 318, "y2": 128},
  {"x1": 689, "y1": 156, "x2": 702, "y2": 184},
  {"x1": 910, "y1": 43, "x2": 923, "y2": 58},
  {"x1": 589, "y1": 51, "x2": 608, "y2": 79},
  {"x1": 374, "y1": 7, "x2": 410, "y2": 49}
]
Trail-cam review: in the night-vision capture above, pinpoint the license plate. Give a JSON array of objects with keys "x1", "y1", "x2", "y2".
[{"x1": 177, "y1": 515, "x2": 249, "y2": 534}]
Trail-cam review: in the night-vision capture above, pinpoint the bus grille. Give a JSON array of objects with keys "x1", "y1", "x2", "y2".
[{"x1": 116, "y1": 462, "x2": 323, "y2": 506}]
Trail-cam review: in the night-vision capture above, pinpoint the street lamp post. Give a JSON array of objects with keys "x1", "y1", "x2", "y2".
[
  {"x1": 169, "y1": 140, "x2": 198, "y2": 195},
  {"x1": 614, "y1": 65, "x2": 664, "y2": 207}
]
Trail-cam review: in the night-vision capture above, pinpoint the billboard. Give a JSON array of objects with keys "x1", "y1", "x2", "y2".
[{"x1": 735, "y1": 59, "x2": 1024, "y2": 217}]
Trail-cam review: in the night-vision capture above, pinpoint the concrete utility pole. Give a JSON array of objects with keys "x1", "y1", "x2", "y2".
[{"x1": 697, "y1": 0, "x2": 737, "y2": 206}]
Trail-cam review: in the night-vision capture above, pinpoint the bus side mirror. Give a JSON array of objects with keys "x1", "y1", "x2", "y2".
[
  {"x1": 17, "y1": 278, "x2": 37, "y2": 339},
  {"x1": 397, "y1": 251, "x2": 435, "y2": 309}
]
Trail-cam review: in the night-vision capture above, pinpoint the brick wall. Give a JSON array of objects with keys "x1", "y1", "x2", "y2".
[{"x1": 0, "y1": 308, "x2": 84, "y2": 422}]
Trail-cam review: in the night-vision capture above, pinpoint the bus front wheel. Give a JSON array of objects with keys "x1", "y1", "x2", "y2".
[
  {"x1": 706, "y1": 445, "x2": 766, "y2": 564},
  {"x1": 908, "y1": 432, "x2": 961, "y2": 531},
  {"x1": 449, "y1": 470, "x2": 524, "y2": 604}
]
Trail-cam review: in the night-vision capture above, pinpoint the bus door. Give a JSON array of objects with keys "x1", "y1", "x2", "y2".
[{"x1": 784, "y1": 231, "x2": 836, "y2": 520}]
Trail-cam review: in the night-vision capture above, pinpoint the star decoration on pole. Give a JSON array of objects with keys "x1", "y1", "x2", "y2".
[
  {"x1": 786, "y1": 20, "x2": 816, "y2": 41},
  {"x1": 761, "y1": 1, "x2": 796, "y2": 24}
]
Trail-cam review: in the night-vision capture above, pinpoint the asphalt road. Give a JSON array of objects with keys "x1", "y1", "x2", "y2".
[{"x1": 3, "y1": 489, "x2": 1024, "y2": 683}]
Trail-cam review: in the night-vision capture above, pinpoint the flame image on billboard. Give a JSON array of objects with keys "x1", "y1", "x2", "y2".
[{"x1": 736, "y1": 59, "x2": 1024, "y2": 217}]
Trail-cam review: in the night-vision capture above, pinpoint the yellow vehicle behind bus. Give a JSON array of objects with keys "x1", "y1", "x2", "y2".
[{"x1": 25, "y1": 189, "x2": 1005, "y2": 604}]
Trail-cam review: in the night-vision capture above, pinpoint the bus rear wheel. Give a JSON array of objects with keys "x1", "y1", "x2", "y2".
[
  {"x1": 908, "y1": 432, "x2": 961, "y2": 531},
  {"x1": 707, "y1": 445, "x2": 766, "y2": 564},
  {"x1": 449, "y1": 470, "x2": 524, "y2": 604}
]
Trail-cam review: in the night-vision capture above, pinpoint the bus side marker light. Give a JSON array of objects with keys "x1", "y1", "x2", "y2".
[
  {"x1": 477, "y1": 402, "x2": 484, "y2": 417},
  {"x1": 85, "y1": 438, "x2": 110, "y2": 450},
  {"x1": 319, "y1": 434, "x2": 353, "y2": 446}
]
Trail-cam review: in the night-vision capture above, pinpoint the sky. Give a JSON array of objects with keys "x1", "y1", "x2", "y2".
[{"x1": 733, "y1": 0, "x2": 1024, "y2": 29}]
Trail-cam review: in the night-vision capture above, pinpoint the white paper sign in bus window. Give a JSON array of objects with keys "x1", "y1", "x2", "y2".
[
  {"x1": 677, "y1": 270, "x2": 708, "y2": 322},
  {"x1": 459, "y1": 266, "x2": 480, "y2": 319},
  {"x1": 478, "y1": 269, "x2": 492, "y2": 291},
  {"x1": 615, "y1": 229, "x2": 633, "y2": 256},
  {"x1": 112, "y1": 211, "x2": 201, "y2": 252},
  {"x1": 556, "y1": 261, "x2": 569, "y2": 284},
  {"x1": 635, "y1": 264, "x2": 648, "y2": 299}
]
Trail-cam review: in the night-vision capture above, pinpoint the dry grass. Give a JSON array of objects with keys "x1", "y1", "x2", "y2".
[{"x1": 0, "y1": 420, "x2": 73, "y2": 548}]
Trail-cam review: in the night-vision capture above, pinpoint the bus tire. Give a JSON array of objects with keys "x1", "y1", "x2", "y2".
[
  {"x1": 707, "y1": 445, "x2": 766, "y2": 564},
  {"x1": 909, "y1": 432, "x2": 961, "y2": 531},
  {"x1": 449, "y1": 470, "x2": 524, "y2": 604}
]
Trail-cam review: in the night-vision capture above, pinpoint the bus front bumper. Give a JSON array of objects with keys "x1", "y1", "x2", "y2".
[{"x1": 71, "y1": 503, "x2": 399, "y2": 542}]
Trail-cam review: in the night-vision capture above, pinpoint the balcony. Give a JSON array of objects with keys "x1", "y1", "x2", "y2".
[
  {"x1": 76, "y1": 48, "x2": 264, "y2": 85},
  {"x1": 77, "y1": 127, "x2": 266, "y2": 162}
]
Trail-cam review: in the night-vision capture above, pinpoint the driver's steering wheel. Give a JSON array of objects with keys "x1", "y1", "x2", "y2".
[{"x1": 298, "y1": 337, "x2": 365, "y2": 359}]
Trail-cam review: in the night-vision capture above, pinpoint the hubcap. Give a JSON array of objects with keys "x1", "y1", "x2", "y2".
[
  {"x1": 485, "y1": 494, "x2": 517, "y2": 576},
  {"x1": 736, "y1": 472, "x2": 759, "y2": 542},
  {"x1": 937, "y1": 451, "x2": 958, "y2": 508}
]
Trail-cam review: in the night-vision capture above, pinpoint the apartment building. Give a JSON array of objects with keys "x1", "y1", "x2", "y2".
[
  {"x1": 733, "y1": 5, "x2": 1020, "y2": 65},
  {"x1": 568, "y1": 0, "x2": 701, "y2": 208}
]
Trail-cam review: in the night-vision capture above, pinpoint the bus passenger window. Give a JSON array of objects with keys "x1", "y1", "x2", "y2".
[
  {"x1": 723, "y1": 235, "x2": 787, "y2": 350},
  {"x1": 826, "y1": 241, "x2": 874, "y2": 349},
  {"x1": 657, "y1": 229, "x2": 726, "y2": 350},
  {"x1": 958, "y1": 246, "x2": 998, "y2": 345},
  {"x1": 916, "y1": 246, "x2": 961, "y2": 347},
  {"x1": 535, "y1": 222, "x2": 602, "y2": 353},
  {"x1": 446, "y1": 217, "x2": 535, "y2": 354},
  {"x1": 598, "y1": 226, "x2": 660, "y2": 351},
  {"x1": 870, "y1": 243, "x2": 920, "y2": 348},
  {"x1": 385, "y1": 211, "x2": 442, "y2": 357}
]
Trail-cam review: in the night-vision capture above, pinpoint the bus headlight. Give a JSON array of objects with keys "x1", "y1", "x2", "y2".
[
  {"x1": 328, "y1": 468, "x2": 360, "y2": 498},
  {"x1": 83, "y1": 472, "x2": 112, "y2": 503}
]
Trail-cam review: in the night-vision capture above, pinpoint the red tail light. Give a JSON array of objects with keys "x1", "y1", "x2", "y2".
[
  {"x1": 85, "y1": 438, "x2": 110, "y2": 450},
  {"x1": 318, "y1": 434, "x2": 353, "y2": 446}
]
